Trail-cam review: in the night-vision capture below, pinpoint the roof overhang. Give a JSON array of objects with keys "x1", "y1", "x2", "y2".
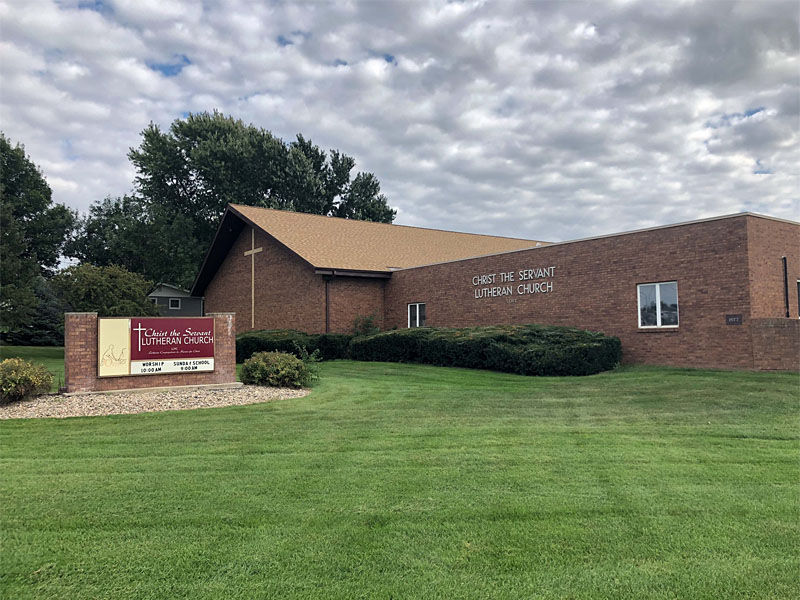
[
  {"x1": 191, "y1": 205, "x2": 394, "y2": 296},
  {"x1": 314, "y1": 268, "x2": 391, "y2": 279}
]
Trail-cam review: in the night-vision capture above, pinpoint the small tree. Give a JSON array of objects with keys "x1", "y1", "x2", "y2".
[
  {"x1": 51, "y1": 264, "x2": 159, "y2": 317},
  {"x1": 353, "y1": 314, "x2": 381, "y2": 337}
]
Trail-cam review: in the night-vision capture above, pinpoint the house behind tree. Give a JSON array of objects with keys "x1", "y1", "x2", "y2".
[{"x1": 148, "y1": 283, "x2": 204, "y2": 316}]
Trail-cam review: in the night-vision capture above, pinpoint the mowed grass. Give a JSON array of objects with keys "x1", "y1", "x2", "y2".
[
  {"x1": 0, "y1": 346, "x2": 64, "y2": 392},
  {"x1": 1, "y1": 361, "x2": 798, "y2": 599}
]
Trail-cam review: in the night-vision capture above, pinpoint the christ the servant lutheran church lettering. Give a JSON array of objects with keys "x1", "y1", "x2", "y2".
[{"x1": 191, "y1": 204, "x2": 799, "y2": 371}]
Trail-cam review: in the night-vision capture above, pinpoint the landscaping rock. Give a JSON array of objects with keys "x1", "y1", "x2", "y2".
[{"x1": 0, "y1": 386, "x2": 308, "y2": 420}]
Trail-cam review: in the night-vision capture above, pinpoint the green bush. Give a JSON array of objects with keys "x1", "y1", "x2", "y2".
[
  {"x1": 353, "y1": 314, "x2": 380, "y2": 336},
  {"x1": 0, "y1": 358, "x2": 53, "y2": 403},
  {"x1": 348, "y1": 324, "x2": 621, "y2": 376},
  {"x1": 236, "y1": 330, "x2": 352, "y2": 362},
  {"x1": 240, "y1": 351, "x2": 316, "y2": 388}
]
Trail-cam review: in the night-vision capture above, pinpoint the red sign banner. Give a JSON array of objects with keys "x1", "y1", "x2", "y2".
[{"x1": 129, "y1": 317, "x2": 215, "y2": 375}]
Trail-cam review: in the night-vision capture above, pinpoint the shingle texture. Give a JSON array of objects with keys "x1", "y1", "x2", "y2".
[{"x1": 231, "y1": 204, "x2": 545, "y2": 272}]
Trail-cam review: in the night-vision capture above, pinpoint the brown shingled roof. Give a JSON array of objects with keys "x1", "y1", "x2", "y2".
[{"x1": 230, "y1": 204, "x2": 545, "y2": 272}]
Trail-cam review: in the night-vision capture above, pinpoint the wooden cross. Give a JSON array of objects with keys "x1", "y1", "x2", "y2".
[{"x1": 243, "y1": 228, "x2": 263, "y2": 329}]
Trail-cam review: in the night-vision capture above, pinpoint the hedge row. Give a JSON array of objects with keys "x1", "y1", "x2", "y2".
[
  {"x1": 348, "y1": 325, "x2": 621, "y2": 376},
  {"x1": 236, "y1": 330, "x2": 351, "y2": 362},
  {"x1": 237, "y1": 324, "x2": 621, "y2": 376}
]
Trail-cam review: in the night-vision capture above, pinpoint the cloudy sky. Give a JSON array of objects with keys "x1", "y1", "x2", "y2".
[{"x1": 1, "y1": 0, "x2": 798, "y2": 242}]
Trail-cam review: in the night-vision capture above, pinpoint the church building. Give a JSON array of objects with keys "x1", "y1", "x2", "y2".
[{"x1": 191, "y1": 204, "x2": 799, "y2": 370}]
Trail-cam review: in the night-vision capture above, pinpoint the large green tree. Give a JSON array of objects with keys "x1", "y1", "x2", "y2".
[
  {"x1": 69, "y1": 112, "x2": 396, "y2": 288},
  {"x1": 0, "y1": 134, "x2": 75, "y2": 334},
  {"x1": 50, "y1": 264, "x2": 159, "y2": 317}
]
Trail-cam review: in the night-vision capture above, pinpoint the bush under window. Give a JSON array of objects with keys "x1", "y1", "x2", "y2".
[{"x1": 348, "y1": 324, "x2": 621, "y2": 376}]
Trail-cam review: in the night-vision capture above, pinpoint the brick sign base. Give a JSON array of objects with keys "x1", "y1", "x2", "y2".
[{"x1": 65, "y1": 312, "x2": 236, "y2": 394}]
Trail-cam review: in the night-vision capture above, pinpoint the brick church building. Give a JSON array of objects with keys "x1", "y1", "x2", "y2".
[{"x1": 192, "y1": 204, "x2": 799, "y2": 370}]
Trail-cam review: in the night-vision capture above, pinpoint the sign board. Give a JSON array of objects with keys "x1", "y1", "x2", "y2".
[
  {"x1": 98, "y1": 317, "x2": 215, "y2": 377},
  {"x1": 725, "y1": 314, "x2": 743, "y2": 326}
]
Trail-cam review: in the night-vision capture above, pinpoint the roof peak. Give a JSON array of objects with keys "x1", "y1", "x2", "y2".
[{"x1": 228, "y1": 203, "x2": 542, "y2": 243}]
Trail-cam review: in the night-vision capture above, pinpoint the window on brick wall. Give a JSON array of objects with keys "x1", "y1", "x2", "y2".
[
  {"x1": 408, "y1": 303, "x2": 426, "y2": 328},
  {"x1": 637, "y1": 282, "x2": 678, "y2": 328}
]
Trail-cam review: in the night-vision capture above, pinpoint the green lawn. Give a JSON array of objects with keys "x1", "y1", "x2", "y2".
[
  {"x1": 0, "y1": 346, "x2": 64, "y2": 392},
  {"x1": 1, "y1": 361, "x2": 798, "y2": 599}
]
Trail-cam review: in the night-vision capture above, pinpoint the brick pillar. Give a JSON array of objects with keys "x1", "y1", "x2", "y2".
[
  {"x1": 208, "y1": 313, "x2": 237, "y2": 382},
  {"x1": 64, "y1": 312, "x2": 99, "y2": 393}
]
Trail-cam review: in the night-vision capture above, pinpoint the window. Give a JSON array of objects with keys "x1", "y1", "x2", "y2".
[
  {"x1": 150, "y1": 297, "x2": 157, "y2": 304},
  {"x1": 169, "y1": 298, "x2": 181, "y2": 310},
  {"x1": 408, "y1": 303, "x2": 426, "y2": 328},
  {"x1": 638, "y1": 282, "x2": 678, "y2": 328}
]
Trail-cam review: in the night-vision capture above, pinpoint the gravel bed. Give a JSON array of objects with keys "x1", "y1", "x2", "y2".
[{"x1": 0, "y1": 386, "x2": 309, "y2": 420}]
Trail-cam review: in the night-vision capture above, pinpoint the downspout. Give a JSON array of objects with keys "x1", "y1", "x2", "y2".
[
  {"x1": 782, "y1": 256, "x2": 789, "y2": 318},
  {"x1": 323, "y1": 273, "x2": 335, "y2": 333}
]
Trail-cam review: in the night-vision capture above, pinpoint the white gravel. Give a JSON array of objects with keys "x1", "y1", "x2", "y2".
[{"x1": 0, "y1": 385, "x2": 309, "y2": 420}]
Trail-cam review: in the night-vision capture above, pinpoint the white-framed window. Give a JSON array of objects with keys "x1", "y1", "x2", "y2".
[
  {"x1": 169, "y1": 298, "x2": 181, "y2": 310},
  {"x1": 150, "y1": 297, "x2": 157, "y2": 304},
  {"x1": 408, "y1": 303, "x2": 426, "y2": 328},
  {"x1": 637, "y1": 282, "x2": 678, "y2": 328}
]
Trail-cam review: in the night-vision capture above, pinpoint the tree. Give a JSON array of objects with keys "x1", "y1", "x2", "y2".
[
  {"x1": 50, "y1": 264, "x2": 159, "y2": 317},
  {"x1": 68, "y1": 111, "x2": 396, "y2": 288},
  {"x1": 0, "y1": 134, "x2": 75, "y2": 334},
  {"x1": 3, "y1": 277, "x2": 69, "y2": 346}
]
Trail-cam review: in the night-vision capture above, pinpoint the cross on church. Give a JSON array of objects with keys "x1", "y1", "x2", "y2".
[{"x1": 244, "y1": 228, "x2": 263, "y2": 329}]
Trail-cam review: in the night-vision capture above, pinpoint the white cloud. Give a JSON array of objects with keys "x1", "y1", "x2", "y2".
[{"x1": 0, "y1": 0, "x2": 797, "y2": 244}]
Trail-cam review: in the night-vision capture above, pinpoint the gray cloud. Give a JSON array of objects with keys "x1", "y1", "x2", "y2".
[{"x1": 1, "y1": 0, "x2": 797, "y2": 243}]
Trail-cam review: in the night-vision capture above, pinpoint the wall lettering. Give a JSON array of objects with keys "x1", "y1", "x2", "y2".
[{"x1": 472, "y1": 266, "x2": 556, "y2": 299}]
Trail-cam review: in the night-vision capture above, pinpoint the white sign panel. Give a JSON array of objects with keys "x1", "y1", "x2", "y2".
[{"x1": 130, "y1": 358, "x2": 215, "y2": 375}]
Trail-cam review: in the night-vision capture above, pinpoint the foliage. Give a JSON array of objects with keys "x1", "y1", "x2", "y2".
[
  {"x1": 0, "y1": 134, "x2": 76, "y2": 333},
  {"x1": 3, "y1": 277, "x2": 69, "y2": 346},
  {"x1": 68, "y1": 111, "x2": 396, "y2": 288},
  {"x1": 63, "y1": 195, "x2": 153, "y2": 279},
  {"x1": 348, "y1": 324, "x2": 622, "y2": 376},
  {"x1": 0, "y1": 357, "x2": 53, "y2": 403},
  {"x1": 50, "y1": 264, "x2": 159, "y2": 317},
  {"x1": 0, "y1": 346, "x2": 64, "y2": 393},
  {"x1": 353, "y1": 314, "x2": 381, "y2": 337},
  {"x1": 240, "y1": 351, "x2": 316, "y2": 388},
  {"x1": 236, "y1": 329, "x2": 352, "y2": 363}
]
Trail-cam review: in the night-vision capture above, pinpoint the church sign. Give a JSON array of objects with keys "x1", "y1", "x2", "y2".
[
  {"x1": 98, "y1": 317, "x2": 215, "y2": 377},
  {"x1": 472, "y1": 265, "x2": 556, "y2": 299}
]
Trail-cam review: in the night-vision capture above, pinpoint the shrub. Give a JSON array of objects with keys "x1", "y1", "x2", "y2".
[
  {"x1": 348, "y1": 324, "x2": 621, "y2": 376},
  {"x1": 240, "y1": 351, "x2": 316, "y2": 388},
  {"x1": 236, "y1": 330, "x2": 352, "y2": 362},
  {"x1": 353, "y1": 314, "x2": 380, "y2": 337},
  {"x1": 0, "y1": 358, "x2": 53, "y2": 403}
]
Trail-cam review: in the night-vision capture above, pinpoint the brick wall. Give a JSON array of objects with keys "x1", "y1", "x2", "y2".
[
  {"x1": 747, "y1": 217, "x2": 800, "y2": 318},
  {"x1": 204, "y1": 227, "x2": 326, "y2": 334},
  {"x1": 386, "y1": 216, "x2": 774, "y2": 370},
  {"x1": 751, "y1": 319, "x2": 800, "y2": 371},
  {"x1": 64, "y1": 312, "x2": 237, "y2": 393},
  {"x1": 328, "y1": 276, "x2": 385, "y2": 333}
]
